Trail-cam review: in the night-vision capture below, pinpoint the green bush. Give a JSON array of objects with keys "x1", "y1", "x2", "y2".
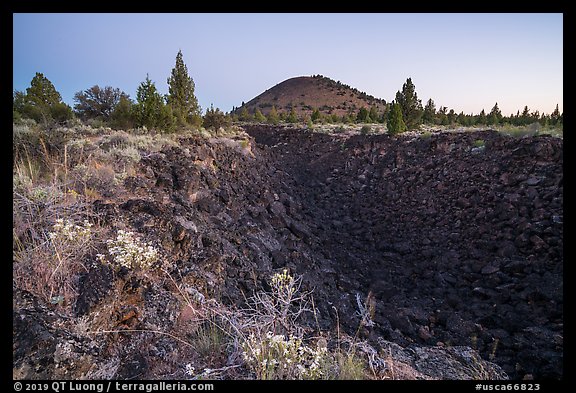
[
  {"x1": 387, "y1": 103, "x2": 407, "y2": 135},
  {"x1": 473, "y1": 139, "x2": 485, "y2": 148},
  {"x1": 360, "y1": 125, "x2": 371, "y2": 135},
  {"x1": 203, "y1": 105, "x2": 231, "y2": 132}
]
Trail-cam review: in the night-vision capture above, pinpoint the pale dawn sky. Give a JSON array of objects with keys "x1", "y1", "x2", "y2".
[{"x1": 13, "y1": 13, "x2": 563, "y2": 116}]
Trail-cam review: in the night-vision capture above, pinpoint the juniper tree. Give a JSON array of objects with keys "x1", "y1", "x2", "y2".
[
  {"x1": 488, "y1": 102, "x2": 502, "y2": 126},
  {"x1": 369, "y1": 106, "x2": 379, "y2": 123},
  {"x1": 268, "y1": 105, "x2": 280, "y2": 124},
  {"x1": 477, "y1": 109, "x2": 487, "y2": 125},
  {"x1": 550, "y1": 104, "x2": 562, "y2": 126},
  {"x1": 254, "y1": 108, "x2": 266, "y2": 122},
  {"x1": 167, "y1": 50, "x2": 200, "y2": 127},
  {"x1": 20, "y1": 72, "x2": 73, "y2": 125},
  {"x1": 239, "y1": 107, "x2": 252, "y2": 122},
  {"x1": 437, "y1": 106, "x2": 448, "y2": 125},
  {"x1": 203, "y1": 104, "x2": 230, "y2": 132},
  {"x1": 286, "y1": 107, "x2": 298, "y2": 123},
  {"x1": 267, "y1": 105, "x2": 279, "y2": 124},
  {"x1": 387, "y1": 102, "x2": 407, "y2": 135},
  {"x1": 110, "y1": 95, "x2": 134, "y2": 130},
  {"x1": 356, "y1": 107, "x2": 369, "y2": 123},
  {"x1": 311, "y1": 108, "x2": 321, "y2": 123},
  {"x1": 133, "y1": 74, "x2": 174, "y2": 131},
  {"x1": 26, "y1": 72, "x2": 62, "y2": 108},
  {"x1": 422, "y1": 98, "x2": 436, "y2": 125},
  {"x1": 447, "y1": 109, "x2": 456, "y2": 125},
  {"x1": 74, "y1": 85, "x2": 127, "y2": 121},
  {"x1": 395, "y1": 77, "x2": 423, "y2": 129}
]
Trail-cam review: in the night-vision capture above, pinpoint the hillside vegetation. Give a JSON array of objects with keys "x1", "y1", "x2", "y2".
[{"x1": 233, "y1": 75, "x2": 387, "y2": 120}]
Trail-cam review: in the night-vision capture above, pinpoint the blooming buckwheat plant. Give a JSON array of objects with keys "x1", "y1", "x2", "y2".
[
  {"x1": 242, "y1": 331, "x2": 328, "y2": 380},
  {"x1": 49, "y1": 218, "x2": 93, "y2": 246},
  {"x1": 184, "y1": 364, "x2": 195, "y2": 377},
  {"x1": 98, "y1": 230, "x2": 159, "y2": 271},
  {"x1": 271, "y1": 269, "x2": 296, "y2": 297}
]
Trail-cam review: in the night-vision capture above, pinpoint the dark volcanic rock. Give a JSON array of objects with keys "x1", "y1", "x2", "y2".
[
  {"x1": 75, "y1": 262, "x2": 113, "y2": 316},
  {"x1": 244, "y1": 125, "x2": 563, "y2": 379},
  {"x1": 14, "y1": 126, "x2": 562, "y2": 380}
]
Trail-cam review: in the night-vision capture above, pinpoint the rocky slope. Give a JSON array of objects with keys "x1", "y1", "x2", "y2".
[
  {"x1": 243, "y1": 125, "x2": 563, "y2": 379},
  {"x1": 13, "y1": 126, "x2": 562, "y2": 380}
]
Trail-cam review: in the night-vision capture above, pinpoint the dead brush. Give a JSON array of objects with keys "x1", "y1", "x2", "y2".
[
  {"x1": 242, "y1": 269, "x2": 313, "y2": 337},
  {"x1": 13, "y1": 174, "x2": 105, "y2": 312},
  {"x1": 13, "y1": 215, "x2": 102, "y2": 311}
]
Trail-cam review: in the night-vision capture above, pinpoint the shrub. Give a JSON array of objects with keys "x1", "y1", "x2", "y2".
[
  {"x1": 254, "y1": 109, "x2": 266, "y2": 123},
  {"x1": 108, "y1": 146, "x2": 141, "y2": 165},
  {"x1": 473, "y1": 139, "x2": 485, "y2": 148},
  {"x1": 98, "y1": 230, "x2": 159, "y2": 271},
  {"x1": 203, "y1": 105, "x2": 231, "y2": 132},
  {"x1": 387, "y1": 103, "x2": 407, "y2": 135},
  {"x1": 14, "y1": 216, "x2": 97, "y2": 308},
  {"x1": 50, "y1": 102, "x2": 74, "y2": 124},
  {"x1": 242, "y1": 331, "x2": 329, "y2": 380},
  {"x1": 360, "y1": 125, "x2": 371, "y2": 135},
  {"x1": 244, "y1": 269, "x2": 311, "y2": 336},
  {"x1": 49, "y1": 218, "x2": 93, "y2": 244}
]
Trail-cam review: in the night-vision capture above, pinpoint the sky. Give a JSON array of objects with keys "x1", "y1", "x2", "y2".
[{"x1": 13, "y1": 13, "x2": 563, "y2": 116}]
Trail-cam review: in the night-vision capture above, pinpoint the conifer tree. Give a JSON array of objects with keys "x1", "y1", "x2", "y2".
[
  {"x1": 422, "y1": 98, "x2": 436, "y2": 124},
  {"x1": 311, "y1": 108, "x2": 321, "y2": 123},
  {"x1": 356, "y1": 107, "x2": 369, "y2": 123},
  {"x1": 447, "y1": 109, "x2": 456, "y2": 125},
  {"x1": 550, "y1": 104, "x2": 561, "y2": 126},
  {"x1": 254, "y1": 108, "x2": 266, "y2": 122},
  {"x1": 74, "y1": 85, "x2": 126, "y2": 121},
  {"x1": 239, "y1": 107, "x2": 252, "y2": 122},
  {"x1": 395, "y1": 77, "x2": 423, "y2": 129},
  {"x1": 20, "y1": 72, "x2": 73, "y2": 125},
  {"x1": 110, "y1": 95, "x2": 134, "y2": 129},
  {"x1": 167, "y1": 50, "x2": 200, "y2": 127},
  {"x1": 267, "y1": 105, "x2": 279, "y2": 124},
  {"x1": 387, "y1": 102, "x2": 407, "y2": 135},
  {"x1": 286, "y1": 107, "x2": 298, "y2": 123},
  {"x1": 133, "y1": 74, "x2": 167, "y2": 130},
  {"x1": 488, "y1": 102, "x2": 502, "y2": 126},
  {"x1": 26, "y1": 72, "x2": 62, "y2": 108},
  {"x1": 369, "y1": 106, "x2": 379, "y2": 123},
  {"x1": 203, "y1": 104, "x2": 230, "y2": 131},
  {"x1": 477, "y1": 109, "x2": 487, "y2": 125}
]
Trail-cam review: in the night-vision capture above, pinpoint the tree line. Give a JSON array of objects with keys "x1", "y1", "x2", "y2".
[
  {"x1": 231, "y1": 77, "x2": 562, "y2": 135},
  {"x1": 13, "y1": 50, "x2": 228, "y2": 132},
  {"x1": 13, "y1": 54, "x2": 562, "y2": 135},
  {"x1": 385, "y1": 78, "x2": 563, "y2": 133}
]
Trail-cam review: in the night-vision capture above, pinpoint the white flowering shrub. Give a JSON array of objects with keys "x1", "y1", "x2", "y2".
[
  {"x1": 49, "y1": 218, "x2": 93, "y2": 245},
  {"x1": 242, "y1": 331, "x2": 328, "y2": 380},
  {"x1": 184, "y1": 364, "x2": 195, "y2": 376},
  {"x1": 271, "y1": 269, "x2": 296, "y2": 299},
  {"x1": 98, "y1": 230, "x2": 159, "y2": 271},
  {"x1": 48, "y1": 218, "x2": 94, "y2": 263}
]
